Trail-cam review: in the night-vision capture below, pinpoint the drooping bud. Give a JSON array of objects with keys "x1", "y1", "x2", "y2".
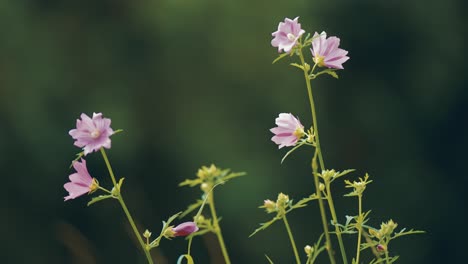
[{"x1": 172, "y1": 222, "x2": 199, "y2": 237}]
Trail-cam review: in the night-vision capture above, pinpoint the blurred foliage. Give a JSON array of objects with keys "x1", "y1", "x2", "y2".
[{"x1": 0, "y1": 0, "x2": 466, "y2": 263}]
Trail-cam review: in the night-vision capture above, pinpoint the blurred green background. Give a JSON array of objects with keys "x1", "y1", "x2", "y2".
[{"x1": 1, "y1": 0, "x2": 466, "y2": 263}]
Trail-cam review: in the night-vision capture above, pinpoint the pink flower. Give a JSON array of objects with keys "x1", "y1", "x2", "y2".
[
  {"x1": 64, "y1": 159, "x2": 98, "y2": 201},
  {"x1": 69, "y1": 113, "x2": 114, "y2": 155},
  {"x1": 270, "y1": 113, "x2": 305, "y2": 149},
  {"x1": 172, "y1": 222, "x2": 199, "y2": 237},
  {"x1": 271, "y1": 17, "x2": 306, "y2": 53},
  {"x1": 311, "y1": 31, "x2": 349, "y2": 69}
]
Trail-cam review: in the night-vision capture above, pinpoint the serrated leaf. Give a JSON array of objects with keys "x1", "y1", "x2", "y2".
[
  {"x1": 87, "y1": 195, "x2": 113, "y2": 206},
  {"x1": 290, "y1": 63, "x2": 305, "y2": 71},
  {"x1": 249, "y1": 216, "x2": 281, "y2": 237},
  {"x1": 179, "y1": 178, "x2": 203, "y2": 187},
  {"x1": 222, "y1": 171, "x2": 246, "y2": 182},
  {"x1": 272, "y1": 52, "x2": 289, "y2": 64}
]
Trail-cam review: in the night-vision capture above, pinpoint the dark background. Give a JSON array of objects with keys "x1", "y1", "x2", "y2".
[{"x1": 1, "y1": 0, "x2": 466, "y2": 263}]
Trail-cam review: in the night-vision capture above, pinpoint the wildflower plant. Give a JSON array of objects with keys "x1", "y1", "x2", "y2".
[
  {"x1": 61, "y1": 15, "x2": 424, "y2": 264},
  {"x1": 251, "y1": 17, "x2": 423, "y2": 264}
]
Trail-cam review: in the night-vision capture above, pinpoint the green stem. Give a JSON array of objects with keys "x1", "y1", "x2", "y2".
[
  {"x1": 301, "y1": 47, "x2": 335, "y2": 264},
  {"x1": 208, "y1": 191, "x2": 231, "y2": 264},
  {"x1": 282, "y1": 214, "x2": 301, "y2": 264},
  {"x1": 326, "y1": 183, "x2": 348, "y2": 264},
  {"x1": 355, "y1": 194, "x2": 363, "y2": 264},
  {"x1": 384, "y1": 245, "x2": 390, "y2": 264},
  {"x1": 312, "y1": 151, "x2": 335, "y2": 264},
  {"x1": 100, "y1": 148, "x2": 154, "y2": 264},
  {"x1": 298, "y1": 49, "x2": 325, "y2": 171}
]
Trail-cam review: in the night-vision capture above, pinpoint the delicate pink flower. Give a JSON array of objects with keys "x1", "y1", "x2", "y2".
[
  {"x1": 69, "y1": 113, "x2": 114, "y2": 155},
  {"x1": 64, "y1": 159, "x2": 98, "y2": 201},
  {"x1": 270, "y1": 113, "x2": 305, "y2": 149},
  {"x1": 311, "y1": 31, "x2": 349, "y2": 69},
  {"x1": 172, "y1": 222, "x2": 199, "y2": 237},
  {"x1": 271, "y1": 17, "x2": 306, "y2": 53}
]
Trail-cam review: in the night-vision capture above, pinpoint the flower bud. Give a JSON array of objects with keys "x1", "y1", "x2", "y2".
[
  {"x1": 319, "y1": 183, "x2": 325, "y2": 191},
  {"x1": 263, "y1": 199, "x2": 277, "y2": 213},
  {"x1": 377, "y1": 244, "x2": 386, "y2": 252},
  {"x1": 201, "y1": 183, "x2": 210, "y2": 192},
  {"x1": 172, "y1": 222, "x2": 199, "y2": 237},
  {"x1": 304, "y1": 245, "x2": 314, "y2": 257},
  {"x1": 143, "y1": 229, "x2": 152, "y2": 238}
]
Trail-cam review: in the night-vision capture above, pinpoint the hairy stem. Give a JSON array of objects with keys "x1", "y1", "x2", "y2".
[
  {"x1": 208, "y1": 191, "x2": 231, "y2": 264},
  {"x1": 283, "y1": 214, "x2": 301, "y2": 264},
  {"x1": 100, "y1": 148, "x2": 154, "y2": 264}
]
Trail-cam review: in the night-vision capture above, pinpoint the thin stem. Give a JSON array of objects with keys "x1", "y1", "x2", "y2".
[
  {"x1": 385, "y1": 249, "x2": 390, "y2": 264},
  {"x1": 326, "y1": 182, "x2": 349, "y2": 264},
  {"x1": 302, "y1": 44, "x2": 335, "y2": 263},
  {"x1": 298, "y1": 48, "x2": 325, "y2": 171},
  {"x1": 208, "y1": 191, "x2": 231, "y2": 264},
  {"x1": 282, "y1": 214, "x2": 301, "y2": 264},
  {"x1": 355, "y1": 194, "x2": 363, "y2": 264},
  {"x1": 100, "y1": 148, "x2": 153, "y2": 264},
  {"x1": 312, "y1": 151, "x2": 336, "y2": 264},
  {"x1": 100, "y1": 148, "x2": 118, "y2": 186}
]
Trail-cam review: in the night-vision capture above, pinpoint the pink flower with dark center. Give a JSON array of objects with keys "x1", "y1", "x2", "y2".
[
  {"x1": 271, "y1": 17, "x2": 306, "y2": 53},
  {"x1": 64, "y1": 159, "x2": 98, "y2": 201},
  {"x1": 311, "y1": 31, "x2": 349, "y2": 69},
  {"x1": 270, "y1": 113, "x2": 305, "y2": 149},
  {"x1": 173, "y1": 222, "x2": 199, "y2": 237},
  {"x1": 69, "y1": 112, "x2": 114, "y2": 155}
]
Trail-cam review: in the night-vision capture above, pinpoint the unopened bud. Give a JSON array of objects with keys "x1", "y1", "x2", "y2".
[
  {"x1": 319, "y1": 183, "x2": 325, "y2": 191},
  {"x1": 304, "y1": 245, "x2": 314, "y2": 257},
  {"x1": 143, "y1": 229, "x2": 152, "y2": 238},
  {"x1": 201, "y1": 183, "x2": 210, "y2": 192},
  {"x1": 377, "y1": 244, "x2": 386, "y2": 252}
]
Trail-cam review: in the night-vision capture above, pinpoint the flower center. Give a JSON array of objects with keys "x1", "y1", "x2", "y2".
[
  {"x1": 293, "y1": 127, "x2": 305, "y2": 139},
  {"x1": 287, "y1": 33, "x2": 296, "y2": 41},
  {"x1": 90, "y1": 130, "x2": 101, "y2": 139},
  {"x1": 313, "y1": 55, "x2": 326, "y2": 67}
]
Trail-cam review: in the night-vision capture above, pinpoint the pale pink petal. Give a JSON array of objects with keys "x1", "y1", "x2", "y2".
[
  {"x1": 311, "y1": 31, "x2": 349, "y2": 69},
  {"x1": 69, "y1": 113, "x2": 114, "y2": 155}
]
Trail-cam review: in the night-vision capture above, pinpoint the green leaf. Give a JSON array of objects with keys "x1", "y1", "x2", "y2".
[
  {"x1": 290, "y1": 63, "x2": 304, "y2": 70},
  {"x1": 249, "y1": 216, "x2": 282, "y2": 237},
  {"x1": 222, "y1": 171, "x2": 246, "y2": 182},
  {"x1": 177, "y1": 254, "x2": 194, "y2": 264},
  {"x1": 272, "y1": 52, "x2": 289, "y2": 64},
  {"x1": 87, "y1": 195, "x2": 113, "y2": 206},
  {"x1": 179, "y1": 178, "x2": 203, "y2": 187},
  {"x1": 281, "y1": 141, "x2": 306, "y2": 163}
]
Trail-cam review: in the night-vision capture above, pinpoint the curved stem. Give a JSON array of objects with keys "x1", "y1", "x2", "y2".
[
  {"x1": 312, "y1": 151, "x2": 336, "y2": 264},
  {"x1": 100, "y1": 148, "x2": 154, "y2": 264},
  {"x1": 298, "y1": 49, "x2": 325, "y2": 171},
  {"x1": 208, "y1": 191, "x2": 231, "y2": 264},
  {"x1": 326, "y1": 183, "x2": 349, "y2": 264},
  {"x1": 282, "y1": 214, "x2": 301, "y2": 264},
  {"x1": 355, "y1": 194, "x2": 363, "y2": 264}
]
